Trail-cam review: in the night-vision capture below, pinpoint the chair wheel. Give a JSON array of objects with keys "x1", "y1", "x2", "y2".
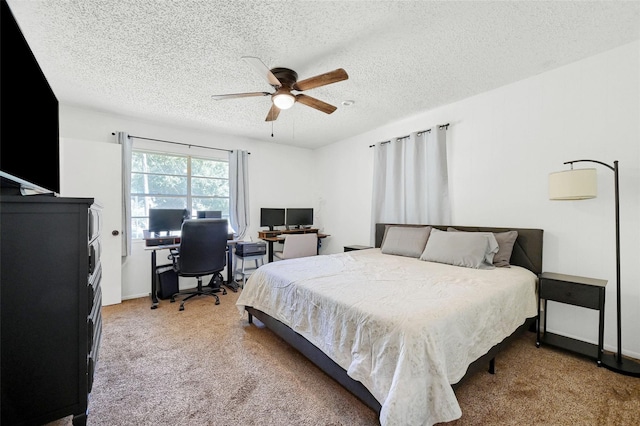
[
  {"x1": 170, "y1": 298, "x2": 175, "y2": 303},
  {"x1": 215, "y1": 299, "x2": 220, "y2": 305},
  {"x1": 179, "y1": 305, "x2": 185, "y2": 311},
  {"x1": 222, "y1": 288, "x2": 227, "y2": 295}
]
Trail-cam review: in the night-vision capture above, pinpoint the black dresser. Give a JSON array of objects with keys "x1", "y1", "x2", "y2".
[{"x1": 1, "y1": 195, "x2": 103, "y2": 426}]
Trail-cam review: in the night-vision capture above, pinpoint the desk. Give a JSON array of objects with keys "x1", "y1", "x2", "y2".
[
  {"x1": 145, "y1": 239, "x2": 240, "y2": 309},
  {"x1": 260, "y1": 231, "x2": 329, "y2": 263}
]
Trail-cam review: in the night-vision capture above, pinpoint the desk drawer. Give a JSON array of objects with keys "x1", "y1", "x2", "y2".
[{"x1": 540, "y1": 279, "x2": 601, "y2": 309}]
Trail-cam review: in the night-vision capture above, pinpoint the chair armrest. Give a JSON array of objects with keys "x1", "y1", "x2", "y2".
[{"x1": 168, "y1": 249, "x2": 180, "y2": 268}]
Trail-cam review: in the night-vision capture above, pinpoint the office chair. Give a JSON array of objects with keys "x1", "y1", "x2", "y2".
[
  {"x1": 273, "y1": 233, "x2": 319, "y2": 260},
  {"x1": 169, "y1": 219, "x2": 228, "y2": 311}
]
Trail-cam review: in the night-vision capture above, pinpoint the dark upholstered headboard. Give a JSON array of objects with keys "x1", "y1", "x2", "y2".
[{"x1": 374, "y1": 223, "x2": 544, "y2": 275}]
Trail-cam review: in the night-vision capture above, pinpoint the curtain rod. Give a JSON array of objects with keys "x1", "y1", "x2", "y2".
[
  {"x1": 368, "y1": 123, "x2": 450, "y2": 148},
  {"x1": 111, "y1": 133, "x2": 250, "y2": 154}
]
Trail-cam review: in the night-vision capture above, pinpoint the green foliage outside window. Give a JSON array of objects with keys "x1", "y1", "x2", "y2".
[{"x1": 130, "y1": 151, "x2": 229, "y2": 239}]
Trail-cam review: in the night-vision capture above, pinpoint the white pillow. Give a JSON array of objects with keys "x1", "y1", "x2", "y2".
[
  {"x1": 381, "y1": 226, "x2": 432, "y2": 258},
  {"x1": 419, "y1": 228, "x2": 499, "y2": 269}
]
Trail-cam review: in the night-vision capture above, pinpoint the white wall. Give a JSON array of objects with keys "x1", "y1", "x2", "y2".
[
  {"x1": 315, "y1": 41, "x2": 640, "y2": 358},
  {"x1": 59, "y1": 106, "x2": 316, "y2": 300}
]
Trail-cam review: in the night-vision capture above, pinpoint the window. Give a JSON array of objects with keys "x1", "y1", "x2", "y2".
[{"x1": 130, "y1": 150, "x2": 229, "y2": 239}]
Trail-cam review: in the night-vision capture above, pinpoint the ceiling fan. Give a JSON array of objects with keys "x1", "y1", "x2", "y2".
[{"x1": 211, "y1": 56, "x2": 349, "y2": 122}]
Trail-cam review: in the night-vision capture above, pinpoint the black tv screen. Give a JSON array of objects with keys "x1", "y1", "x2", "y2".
[
  {"x1": 260, "y1": 208, "x2": 285, "y2": 230},
  {"x1": 149, "y1": 209, "x2": 189, "y2": 235},
  {"x1": 1, "y1": 0, "x2": 60, "y2": 194},
  {"x1": 286, "y1": 208, "x2": 313, "y2": 228}
]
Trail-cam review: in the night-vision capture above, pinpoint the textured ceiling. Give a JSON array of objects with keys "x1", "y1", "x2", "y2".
[{"x1": 6, "y1": 0, "x2": 640, "y2": 149}]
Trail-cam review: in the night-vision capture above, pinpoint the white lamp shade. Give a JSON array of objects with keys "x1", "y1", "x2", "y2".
[
  {"x1": 549, "y1": 168, "x2": 597, "y2": 200},
  {"x1": 272, "y1": 93, "x2": 295, "y2": 110}
]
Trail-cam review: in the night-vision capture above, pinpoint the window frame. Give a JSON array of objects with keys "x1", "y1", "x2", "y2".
[{"x1": 130, "y1": 148, "x2": 230, "y2": 240}]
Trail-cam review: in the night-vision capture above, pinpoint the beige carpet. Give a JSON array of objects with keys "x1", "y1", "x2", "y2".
[{"x1": 49, "y1": 289, "x2": 640, "y2": 426}]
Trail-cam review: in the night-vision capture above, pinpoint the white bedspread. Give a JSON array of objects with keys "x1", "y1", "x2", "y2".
[{"x1": 236, "y1": 248, "x2": 538, "y2": 426}]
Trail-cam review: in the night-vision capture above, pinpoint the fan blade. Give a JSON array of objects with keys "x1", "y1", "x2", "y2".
[
  {"x1": 265, "y1": 104, "x2": 281, "y2": 122},
  {"x1": 242, "y1": 56, "x2": 282, "y2": 88},
  {"x1": 211, "y1": 92, "x2": 270, "y2": 100},
  {"x1": 295, "y1": 94, "x2": 337, "y2": 114},
  {"x1": 293, "y1": 68, "x2": 348, "y2": 91}
]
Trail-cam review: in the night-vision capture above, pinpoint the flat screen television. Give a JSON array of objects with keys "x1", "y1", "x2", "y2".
[
  {"x1": 1, "y1": 0, "x2": 60, "y2": 195},
  {"x1": 260, "y1": 208, "x2": 285, "y2": 231},
  {"x1": 148, "y1": 208, "x2": 189, "y2": 235},
  {"x1": 286, "y1": 208, "x2": 313, "y2": 229}
]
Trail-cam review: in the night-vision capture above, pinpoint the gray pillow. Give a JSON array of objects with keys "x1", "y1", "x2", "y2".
[
  {"x1": 420, "y1": 228, "x2": 499, "y2": 269},
  {"x1": 381, "y1": 226, "x2": 432, "y2": 258},
  {"x1": 448, "y1": 228, "x2": 518, "y2": 267}
]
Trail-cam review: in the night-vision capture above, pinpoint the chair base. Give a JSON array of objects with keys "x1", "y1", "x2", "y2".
[
  {"x1": 170, "y1": 273, "x2": 226, "y2": 311},
  {"x1": 172, "y1": 291, "x2": 220, "y2": 310}
]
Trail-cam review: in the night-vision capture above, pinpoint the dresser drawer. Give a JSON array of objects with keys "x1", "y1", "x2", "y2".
[
  {"x1": 88, "y1": 263, "x2": 102, "y2": 312},
  {"x1": 88, "y1": 205, "x2": 102, "y2": 243},
  {"x1": 88, "y1": 286, "x2": 102, "y2": 350},
  {"x1": 89, "y1": 311, "x2": 102, "y2": 354},
  {"x1": 88, "y1": 319, "x2": 102, "y2": 393},
  {"x1": 539, "y1": 279, "x2": 601, "y2": 309},
  {"x1": 88, "y1": 239, "x2": 101, "y2": 276}
]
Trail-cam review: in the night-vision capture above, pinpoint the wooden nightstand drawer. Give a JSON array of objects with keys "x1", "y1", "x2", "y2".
[{"x1": 539, "y1": 279, "x2": 601, "y2": 309}]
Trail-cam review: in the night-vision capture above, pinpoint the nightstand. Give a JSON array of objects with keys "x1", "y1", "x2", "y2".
[
  {"x1": 537, "y1": 272, "x2": 607, "y2": 365},
  {"x1": 344, "y1": 245, "x2": 372, "y2": 252}
]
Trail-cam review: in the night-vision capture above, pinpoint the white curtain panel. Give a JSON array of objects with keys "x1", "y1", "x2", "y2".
[
  {"x1": 229, "y1": 149, "x2": 250, "y2": 239},
  {"x1": 371, "y1": 126, "x2": 450, "y2": 243},
  {"x1": 116, "y1": 131, "x2": 132, "y2": 256}
]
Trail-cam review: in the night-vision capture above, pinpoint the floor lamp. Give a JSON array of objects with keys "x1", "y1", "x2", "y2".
[{"x1": 549, "y1": 159, "x2": 640, "y2": 377}]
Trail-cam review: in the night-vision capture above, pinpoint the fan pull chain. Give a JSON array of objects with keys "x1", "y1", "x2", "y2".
[{"x1": 271, "y1": 120, "x2": 274, "y2": 137}]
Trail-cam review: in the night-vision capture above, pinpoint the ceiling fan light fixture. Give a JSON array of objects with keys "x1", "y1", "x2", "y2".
[
  {"x1": 212, "y1": 58, "x2": 348, "y2": 121},
  {"x1": 273, "y1": 92, "x2": 295, "y2": 110}
]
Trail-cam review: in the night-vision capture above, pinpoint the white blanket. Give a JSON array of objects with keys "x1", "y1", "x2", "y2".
[{"x1": 236, "y1": 249, "x2": 538, "y2": 426}]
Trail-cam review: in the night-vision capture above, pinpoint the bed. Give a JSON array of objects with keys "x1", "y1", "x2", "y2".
[{"x1": 236, "y1": 224, "x2": 543, "y2": 426}]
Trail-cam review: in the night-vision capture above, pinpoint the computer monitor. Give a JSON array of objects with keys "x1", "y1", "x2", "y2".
[
  {"x1": 197, "y1": 210, "x2": 222, "y2": 219},
  {"x1": 286, "y1": 208, "x2": 313, "y2": 229},
  {"x1": 260, "y1": 208, "x2": 285, "y2": 231},
  {"x1": 148, "y1": 208, "x2": 189, "y2": 235}
]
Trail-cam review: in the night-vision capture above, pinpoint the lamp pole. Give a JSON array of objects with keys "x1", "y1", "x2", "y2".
[{"x1": 564, "y1": 159, "x2": 639, "y2": 376}]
